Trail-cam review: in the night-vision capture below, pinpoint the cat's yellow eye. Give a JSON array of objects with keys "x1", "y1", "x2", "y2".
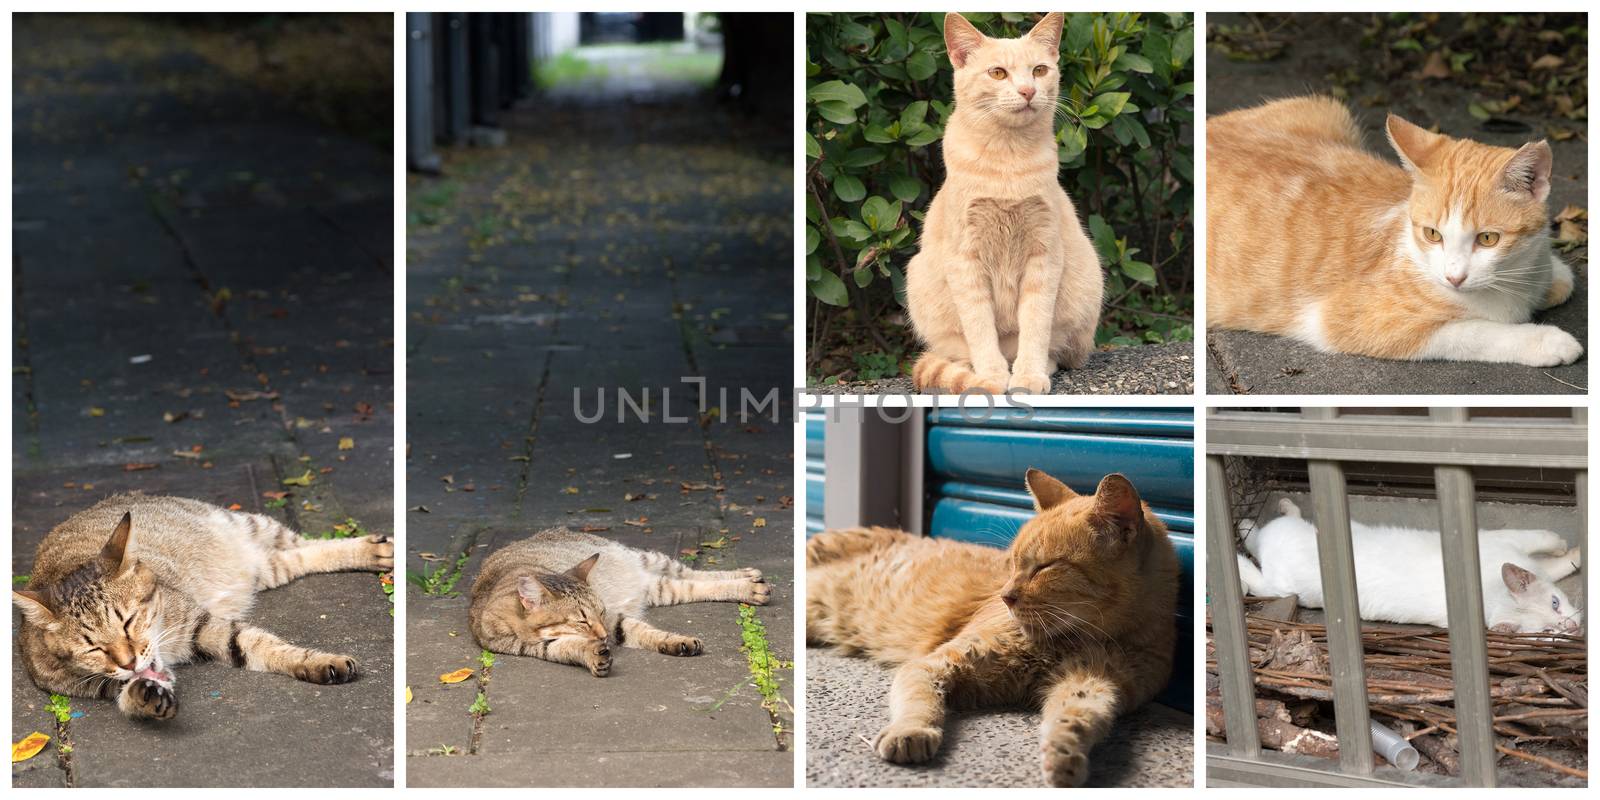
[
  {"x1": 1477, "y1": 231, "x2": 1501, "y2": 247},
  {"x1": 1422, "y1": 226, "x2": 1442, "y2": 243},
  {"x1": 987, "y1": 67, "x2": 1007, "y2": 80},
  {"x1": 1032, "y1": 64, "x2": 1049, "y2": 77}
]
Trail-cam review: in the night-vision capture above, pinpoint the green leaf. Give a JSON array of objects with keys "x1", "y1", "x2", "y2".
[
  {"x1": 805, "y1": 225, "x2": 820, "y2": 256},
  {"x1": 906, "y1": 50, "x2": 938, "y2": 81},
  {"x1": 1064, "y1": 14, "x2": 1095, "y2": 54},
  {"x1": 889, "y1": 175, "x2": 922, "y2": 203},
  {"x1": 862, "y1": 124, "x2": 897, "y2": 143},
  {"x1": 805, "y1": 133, "x2": 821, "y2": 160},
  {"x1": 904, "y1": 126, "x2": 941, "y2": 147},
  {"x1": 808, "y1": 79, "x2": 868, "y2": 108},
  {"x1": 899, "y1": 100, "x2": 929, "y2": 128},
  {"x1": 853, "y1": 267, "x2": 874, "y2": 288},
  {"x1": 1091, "y1": 92, "x2": 1131, "y2": 118},
  {"x1": 808, "y1": 270, "x2": 849, "y2": 307},
  {"x1": 1121, "y1": 259, "x2": 1157, "y2": 285},
  {"x1": 1113, "y1": 52, "x2": 1154, "y2": 73},
  {"x1": 843, "y1": 147, "x2": 886, "y2": 167},
  {"x1": 1087, "y1": 214, "x2": 1120, "y2": 265},
  {"x1": 860, "y1": 196, "x2": 893, "y2": 231},
  {"x1": 833, "y1": 175, "x2": 867, "y2": 202},
  {"x1": 815, "y1": 100, "x2": 859, "y2": 125}
]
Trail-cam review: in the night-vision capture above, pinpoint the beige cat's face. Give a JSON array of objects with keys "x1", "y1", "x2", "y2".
[
  {"x1": 945, "y1": 12, "x2": 1063, "y2": 129},
  {"x1": 13, "y1": 514, "x2": 168, "y2": 686}
]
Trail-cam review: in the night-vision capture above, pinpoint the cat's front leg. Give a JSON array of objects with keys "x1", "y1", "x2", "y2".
[
  {"x1": 1539, "y1": 249, "x2": 1575, "y2": 310},
  {"x1": 1039, "y1": 671, "x2": 1121, "y2": 787},
  {"x1": 117, "y1": 675, "x2": 178, "y2": 721},
  {"x1": 948, "y1": 252, "x2": 1011, "y2": 392},
  {"x1": 1417, "y1": 319, "x2": 1582, "y2": 366},
  {"x1": 1009, "y1": 248, "x2": 1065, "y2": 393},
  {"x1": 873, "y1": 652, "x2": 963, "y2": 764}
]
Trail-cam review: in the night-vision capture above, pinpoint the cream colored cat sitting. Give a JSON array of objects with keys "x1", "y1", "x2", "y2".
[
  {"x1": 1209, "y1": 96, "x2": 1580, "y2": 366},
  {"x1": 906, "y1": 12, "x2": 1104, "y2": 395}
]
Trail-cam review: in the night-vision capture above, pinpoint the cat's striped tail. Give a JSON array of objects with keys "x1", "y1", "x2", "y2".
[{"x1": 911, "y1": 352, "x2": 996, "y2": 393}]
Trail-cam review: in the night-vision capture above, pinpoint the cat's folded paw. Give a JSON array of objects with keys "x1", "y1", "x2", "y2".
[
  {"x1": 123, "y1": 678, "x2": 178, "y2": 721},
  {"x1": 1518, "y1": 326, "x2": 1583, "y2": 367},
  {"x1": 1043, "y1": 744, "x2": 1092, "y2": 787},
  {"x1": 739, "y1": 567, "x2": 763, "y2": 581},
  {"x1": 586, "y1": 642, "x2": 612, "y2": 677},
  {"x1": 744, "y1": 579, "x2": 772, "y2": 606},
  {"x1": 1007, "y1": 370, "x2": 1051, "y2": 394},
  {"x1": 657, "y1": 636, "x2": 703, "y2": 657},
  {"x1": 294, "y1": 653, "x2": 359, "y2": 685},
  {"x1": 873, "y1": 722, "x2": 943, "y2": 764}
]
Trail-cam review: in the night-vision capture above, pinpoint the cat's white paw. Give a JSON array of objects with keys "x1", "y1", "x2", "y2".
[
  {"x1": 1516, "y1": 326, "x2": 1582, "y2": 367},
  {"x1": 968, "y1": 372, "x2": 1010, "y2": 395},
  {"x1": 873, "y1": 722, "x2": 943, "y2": 764},
  {"x1": 1007, "y1": 371, "x2": 1051, "y2": 394}
]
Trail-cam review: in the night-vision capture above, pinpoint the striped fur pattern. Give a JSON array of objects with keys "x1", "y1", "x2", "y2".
[
  {"x1": 905, "y1": 13, "x2": 1103, "y2": 395},
  {"x1": 12, "y1": 494, "x2": 393, "y2": 721},
  {"x1": 1208, "y1": 95, "x2": 1579, "y2": 366},
  {"x1": 807, "y1": 469, "x2": 1177, "y2": 787},
  {"x1": 469, "y1": 528, "x2": 770, "y2": 676}
]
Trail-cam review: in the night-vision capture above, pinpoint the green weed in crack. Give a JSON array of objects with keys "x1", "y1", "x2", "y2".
[
  {"x1": 409, "y1": 550, "x2": 471, "y2": 597},
  {"x1": 738, "y1": 605, "x2": 794, "y2": 746}
]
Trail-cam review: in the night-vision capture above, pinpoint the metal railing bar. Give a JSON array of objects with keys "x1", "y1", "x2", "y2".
[
  {"x1": 1205, "y1": 455, "x2": 1260, "y2": 757},
  {"x1": 1207, "y1": 417, "x2": 1585, "y2": 468}
]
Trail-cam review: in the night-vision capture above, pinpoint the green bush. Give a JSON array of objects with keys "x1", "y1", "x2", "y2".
[{"x1": 805, "y1": 12, "x2": 1194, "y2": 382}]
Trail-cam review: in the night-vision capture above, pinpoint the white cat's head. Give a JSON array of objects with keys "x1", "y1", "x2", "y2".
[
  {"x1": 1492, "y1": 562, "x2": 1582, "y2": 635},
  {"x1": 944, "y1": 12, "x2": 1062, "y2": 129}
]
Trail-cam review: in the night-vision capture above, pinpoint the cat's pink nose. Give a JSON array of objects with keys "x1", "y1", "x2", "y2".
[
  {"x1": 1446, "y1": 273, "x2": 1466, "y2": 288},
  {"x1": 1001, "y1": 591, "x2": 1019, "y2": 606},
  {"x1": 1017, "y1": 86, "x2": 1035, "y2": 102}
]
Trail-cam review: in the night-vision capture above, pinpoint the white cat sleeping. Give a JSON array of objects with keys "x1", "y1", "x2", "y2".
[{"x1": 1236, "y1": 499, "x2": 1583, "y2": 634}]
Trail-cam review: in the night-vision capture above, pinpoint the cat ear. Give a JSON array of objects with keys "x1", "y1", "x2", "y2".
[
  {"x1": 1092, "y1": 474, "x2": 1143, "y2": 543},
  {"x1": 1385, "y1": 114, "x2": 1442, "y2": 175},
  {"x1": 516, "y1": 576, "x2": 547, "y2": 611},
  {"x1": 12, "y1": 590, "x2": 59, "y2": 630},
  {"x1": 1025, "y1": 12, "x2": 1065, "y2": 52},
  {"x1": 567, "y1": 553, "x2": 600, "y2": 583},
  {"x1": 98, "y1": 512, "x2": 136, "y2": 579},
  {"x1": 1024, "y1": 467, "x2": 1077, "y2": 511},
  {"x1": 943, "y1": 13, "x2": 985, "y2": 69},
  {"x1": 1501, "y1": 562, "x2": 1539, "y2": 597},
  {"x1": 1501, "y1": 140, "x2": 1552, "y2": 203}
]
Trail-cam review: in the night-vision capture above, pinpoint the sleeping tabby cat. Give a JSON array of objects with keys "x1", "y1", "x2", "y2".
[
  {"x1": 807, "y1": 469, "x2": 1177, "y2": 787},
  {"x1": 1208, "y1": 95, "x2": 1580, "y2": 366},
  {"x1": 13, "y1": 494, "x2": 392, "y2": 721},
  {"x1": 906, "y1": 12, "x2": 1104, "y2": 394},
  {"x1": 469, "y1": 528, "x2": 770, "y2": 675}
]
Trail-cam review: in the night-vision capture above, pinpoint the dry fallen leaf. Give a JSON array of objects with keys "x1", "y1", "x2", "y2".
[
  {"x1": 227, "y1": 503, "x2": 243, "y2": 511},
  {"x1": 282, "y1": 470, "x2": 316, "y2": 487},
  {"x1": 561, "y1": 486, "x2": 580, "y2": 495},
  {"x1": 12, "y1": 732, "x2": 49, "y2": 763},
  {"x1": 338, "y1": 437, "x2": 355, "y2": 451},
  {"x1": 123, "y1": 463, "x2": 158, "y2": 472},
  {"x1": 405, "y1": 686, "x2": 413, "y2": 704},
  {"x1": 439, "y1": 668, "x2": 475, "y2": 684},
  {"x1": 753, "y1": 517, "x2": 768, "y2": 528}
]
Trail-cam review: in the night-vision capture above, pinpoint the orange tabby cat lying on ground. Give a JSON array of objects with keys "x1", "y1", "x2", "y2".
[
  {"x1": 906, "y1": 12, "x2": 1104, "y2": 395},
  {"x1": 1208, "y1": 95, "x2": 1580, "y2": 366},
  {"x1": 807, "y1": 469, "x2": 1177, "y2": 787}
]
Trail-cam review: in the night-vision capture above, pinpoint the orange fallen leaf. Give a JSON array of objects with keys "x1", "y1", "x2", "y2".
[
  {"x1": 123, "y1": 463, "x2": 158, "y2": 472},
  {"x1": 262, "y1": 491, "x2": 289, "y2": 500},
  {"x1": 227, "y1": 503, "x2": 243, "y2": 511},
  {"x1": 12, "y1": 732, "x2": 49, "y2": 763},
  {"x1": 439, "y1": 668, "x2": 475, "y2": 684}
]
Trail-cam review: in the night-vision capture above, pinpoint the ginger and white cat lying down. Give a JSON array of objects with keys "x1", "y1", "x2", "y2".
[
  {"x1": 1237, "y1": 499, "x2": 1582, "y2": 634},
  {"x1": 1208, "y1": 96, "x2": 1580, "y2": 367}
]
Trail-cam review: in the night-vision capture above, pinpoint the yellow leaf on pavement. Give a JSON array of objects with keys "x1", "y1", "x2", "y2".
[
  {"x1": 439, "y1": 668, "x2": 474, "y2": 684},
  {"x1": 12, "y1": 732, "x2": 49, "y2": 763}
]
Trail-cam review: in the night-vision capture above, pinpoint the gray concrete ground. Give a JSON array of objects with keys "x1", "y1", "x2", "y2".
[
  {"x1": 806, "y1": 649, "x2": 1193, "y2": 787},
  {"x1": 12, "y1": 15, "x2": 393, "y2": 788},
  {"x1": 809, "y1": 342, "x2": 1194, "y2": 395},
  {"x1": 1205, "y1": 13, "x2": 1588, "y2": 395},
  {"x1": 404, "y1": 49, "x2": 794, "y2": 787}
]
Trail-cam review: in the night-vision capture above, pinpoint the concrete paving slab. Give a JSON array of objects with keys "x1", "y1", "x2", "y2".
[{"x1": 806, "y1": 649, "x2": 1193, "y2": 787}]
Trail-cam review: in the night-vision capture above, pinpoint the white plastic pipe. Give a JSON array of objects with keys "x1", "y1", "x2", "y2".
[{"x1": 1369, "y1": 720, "x2": 1419, "y2": 771}]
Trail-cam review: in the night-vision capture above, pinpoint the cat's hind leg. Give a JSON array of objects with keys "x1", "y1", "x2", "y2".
[
  {"x1": 1236, "y1": 554, "x2": 1265, "y2": 597},
  {"x1": 1531, "y1": 548, "x2": 1581, "y2": 581},
  {"x1": 258, "y1": 535, "x2": 394, "y2": 589},
  {"x1": 647, "y1": 576, "x2": 770, "y2": 607},
  {"x1": 1539, "y1": 249, "x2": 1574, "y2": 310},
  {"x1": 1039, "y1": 670, "x2": 1121, "y2": 787},
  {"x1": 191, "y1": 613, "x2": 360, "y2": 685},
  {"x1": 1487, "y1": 529, "x2": 1568, "y2": 556},
  {"x1": 617, "y1": 615, "x2": 702, "y2": 656}
]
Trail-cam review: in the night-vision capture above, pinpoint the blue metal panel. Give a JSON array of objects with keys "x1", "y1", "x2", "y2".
[
  {"x1": 930, "y1": 483, "x2": 1193, "y2": 534},
  {"x1": 926, "y1": 428, "x2": 1192, "y2": 510},
  {"x1": 929, "y1": 406, "x2": 1194, "y2": 438},
  {"x1": 805, "y1": 413, "x2": 825, "y2": 535}
]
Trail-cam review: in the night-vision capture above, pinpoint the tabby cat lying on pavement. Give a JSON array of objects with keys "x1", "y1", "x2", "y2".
[
  {"x1": 13, "y1": 494, "x2": 392, "y2": 721},
  {"x1": 469, "y1": 528, "x2": 770, "y2": 676},
  {"x1": 808, "y1": 469, "x2": 1178, "y2": 787}
]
